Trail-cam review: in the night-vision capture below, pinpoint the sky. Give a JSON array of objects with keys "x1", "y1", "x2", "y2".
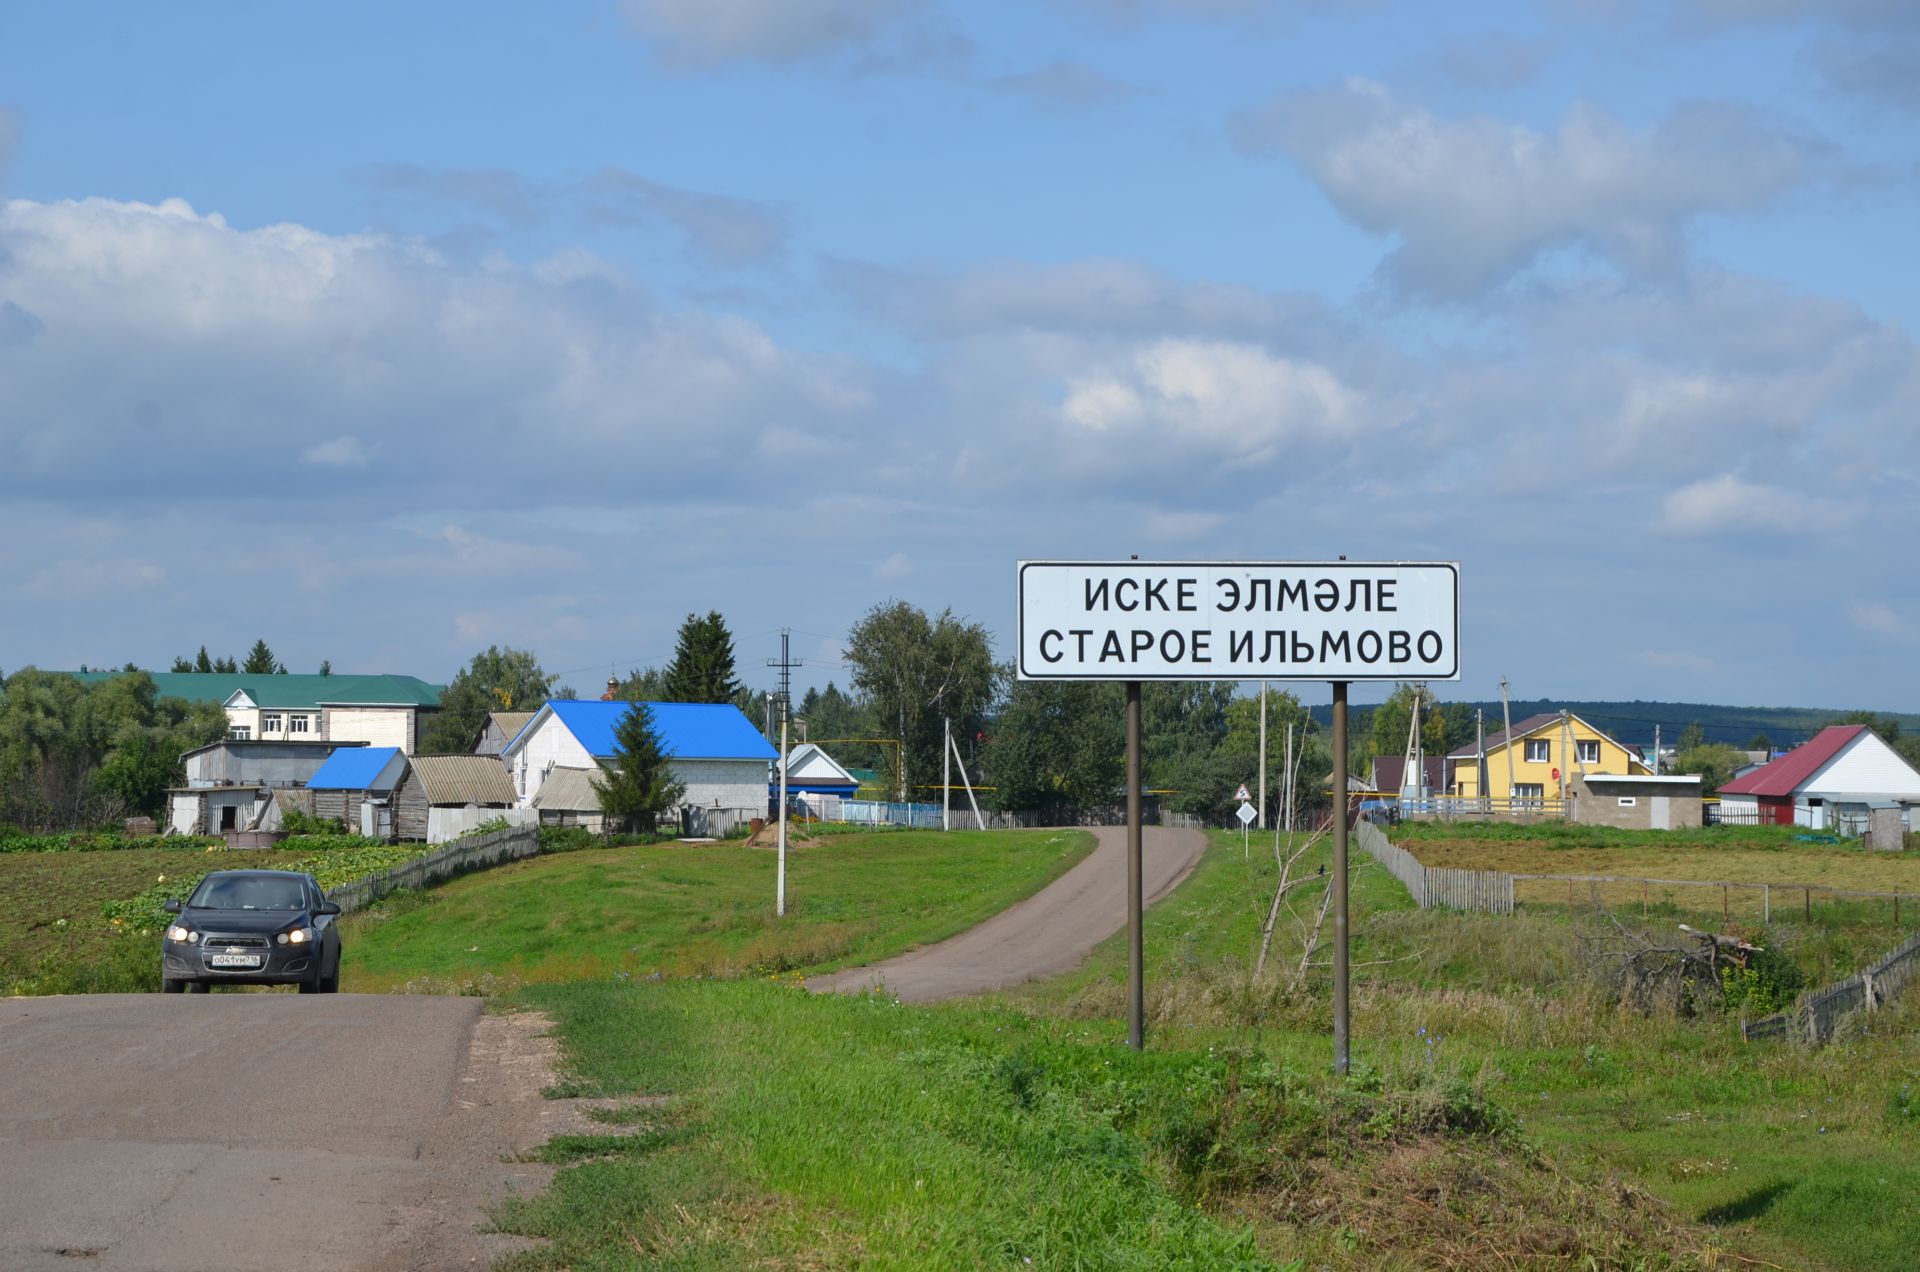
[{"x1": 1, "y1": 0, "x2": 1916, "y2": 711}]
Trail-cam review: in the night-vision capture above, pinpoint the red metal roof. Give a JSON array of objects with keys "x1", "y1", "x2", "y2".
[{"x1": 1716, "y1": 725, "x2": 1864, "y2": 797}]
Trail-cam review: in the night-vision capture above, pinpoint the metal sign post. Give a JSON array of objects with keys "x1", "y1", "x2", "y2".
[{"x1": 1017, "y1": 560, "x2": 1458, "y2": 1059}]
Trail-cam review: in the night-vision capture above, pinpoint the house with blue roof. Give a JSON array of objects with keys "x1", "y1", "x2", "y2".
[
  {"x1": 305, "y1": 746, "x2": 417, "y2": 840},
  {"x1": 502, "y1": 700, "x2": 778, "y2": 834}
]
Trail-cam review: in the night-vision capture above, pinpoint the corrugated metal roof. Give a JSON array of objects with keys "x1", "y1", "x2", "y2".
[
  {"x1": 1717, "y1": 726, "x2": 1865, "y2": 798},
  {"x1": 1372, "y1": 756, "x2": 1445, "y2": 791},
  {"x1": 1446, "y1": 713, "x2": 1560, "y2": 758},
  {"x1": 66, "y1": 671, "x2": 444, "y2": 709},
  {"x1": 410, "y1": 754, "x2": 516, "y2": 806},
  {"x1": 307, "y1": 746, "x2": 405, "y2": 791},
  {"x1": 533, "y1": 766, "x2": 604, "y2": 811},
  {"x1": 532, "y1": 700, "x2": 779, "y2": 762},
  {"x1": 488, "y1": 711, "x2": 535, "y2": 740}
]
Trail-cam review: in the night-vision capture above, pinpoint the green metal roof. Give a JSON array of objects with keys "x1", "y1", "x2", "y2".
[{"x1": 66, "y1": 671, "x2": 443, "y2": 708}]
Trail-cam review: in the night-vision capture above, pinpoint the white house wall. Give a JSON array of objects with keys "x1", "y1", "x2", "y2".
[
  {"x1": 674, "y1": 759, "x2": 772, "y2": 812},
  {"x1": 325, "y1": 707, "x2": 416, "y2": 752},
  {"x1": 509, "y1": 714, "x2": 596, "y2": 804},
  {"x1": 1802, "y1": 734, "x2": 1920, "y2": 802}
]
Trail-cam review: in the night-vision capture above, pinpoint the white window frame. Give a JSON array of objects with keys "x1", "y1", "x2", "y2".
[
  {"x1": 1524, "y1": 739, "x2": 1550, "y2": 764},
  {"x1": 1618, "y1": 796, "x2": 1638, "y2": 807},
  {"x1": 1513, "y1": 782, "x2": 1545, "y2": 810},
  {"x1": 1576, "y1": 740, "x2": 1601, "y2": 764},
  {"x1": 289, "y1": 714, "x2": 310, "y2": 734},
  {"x1": 229, "y1": 726, "x2": 252, "y2": 740},
  {"x1": 261, "y1": 712, "x2": 283, "y2": 734}
]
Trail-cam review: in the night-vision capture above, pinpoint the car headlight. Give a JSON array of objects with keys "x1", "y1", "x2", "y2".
[
  {"x1": 276, "y1": 927, "x2": 315, "y2": 945},
  {"x1": 166, "y1": 925, "x2": 198, "y2": 943}
]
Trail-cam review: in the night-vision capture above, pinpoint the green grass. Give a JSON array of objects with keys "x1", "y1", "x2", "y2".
[
  {"x1": 985, "y1": 830, "x2": 1920, "y2": 1270},
  {"x1": 340, "y1": 829, "x2": 1095, "y2": 993}
]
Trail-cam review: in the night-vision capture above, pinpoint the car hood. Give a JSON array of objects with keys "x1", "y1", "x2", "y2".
[{"x1": 181, "y1": 908, "x2": 309, "y2": 935}]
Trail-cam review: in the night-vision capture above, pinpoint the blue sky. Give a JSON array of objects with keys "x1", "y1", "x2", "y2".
[{"x1": 2, "y1": 0, "x2": 1916, "y2": 711}]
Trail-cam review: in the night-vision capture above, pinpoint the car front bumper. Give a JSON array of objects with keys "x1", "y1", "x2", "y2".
[{"x1": 164, "y1": 936, "x2": 320, "y2": 984}]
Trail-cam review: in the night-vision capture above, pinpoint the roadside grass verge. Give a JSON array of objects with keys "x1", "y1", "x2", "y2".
[
  {"x1": 494, "y1": 977, "x2": 1706, "y2": 1270},
  {"x1": 340, "y1": 829, "x2": 1095, "y2": 994},
  {"x1": 992, "y1": 830, "x2": 1920, "y2": 1270}
]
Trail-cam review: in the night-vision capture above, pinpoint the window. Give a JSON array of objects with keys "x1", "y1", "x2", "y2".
[
  {"x1": 229, "y1": 726, "x2": 251, "y2": 740},
  {"x1": 1514, "y1": 783, "x2": 1545, "y2": 809},
  {"x1": 1524, "y1": 739, "x2": 1550, "y2": 764},
  {"x1": 1618, "y1": 796, "x2": 1638, "y2": 808},
  {"x1": 1576, "y1": 740, "x2": 1601, "y2": 764},
  {"x1": 289, "y1": 714, "x2": 310, "y2": 734},
  {"x1": 262, "y1": 713, "x2": 282, "y2": 734}
]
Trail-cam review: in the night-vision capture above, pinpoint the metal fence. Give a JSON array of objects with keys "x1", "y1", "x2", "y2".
[
  {"x1": 326, "y1": 824, "x2": 540, "y2": 915},
  {"x1": 800, "y1": 795, "x2": 1206, "y2": 832},
  {"x1": 1744, "y1": 929, "x2": 1920, "y2": 1045},
  {"x1": 1354, "y1": 820, "x2": 1515, "y2": 914}
]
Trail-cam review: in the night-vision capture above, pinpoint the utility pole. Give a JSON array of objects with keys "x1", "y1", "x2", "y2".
[
  {"x1": 1258, "y1": 681, "x2": 1268, "y2": 831},
  {"x1": 1475, "y1": 709, "x2": 1486, "y2": 813},
  {"x1": 1283, "y1": 723, "x2": 1294, "y2": 834},
  {"x1": 942, "y1": 715, "x2": 951, "y2": 832},
  {"x1": 1653, "y1": 724, "x2": 1661, "y2": 776},
  {"x1": 766, "y1": 630, "x2": 803, "y2": 917},
  {"x1": 1501, "y1": 676, "x2": 1517, "y2": 821}
]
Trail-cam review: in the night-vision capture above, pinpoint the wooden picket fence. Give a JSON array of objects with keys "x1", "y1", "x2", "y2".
[
  {"x1": 326, "y1": 824, "x2": 540, "y2": 915},
  {"x1": 1353, "y1": 820, "x2": 1515, "y2": 914},
  {"x1": 1743, "y1": 929, "x2": 1920, "y2": 1045}
]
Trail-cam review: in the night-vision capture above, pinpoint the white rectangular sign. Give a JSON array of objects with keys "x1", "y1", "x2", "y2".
[{"x1": 1017, "y1": 560, "x2": 1459, "y2": 682}]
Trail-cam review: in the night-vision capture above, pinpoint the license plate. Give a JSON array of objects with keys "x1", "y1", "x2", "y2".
[{"x1": 209, "y1": 954, "x2": 261, "y2": 968}]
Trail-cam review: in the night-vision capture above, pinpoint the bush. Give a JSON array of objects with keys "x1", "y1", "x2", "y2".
[
  {"x1": 280, "y1": 809, "x2": 345, "y2": 836},
  {"x1": 0, "y1": 829, "x2": 221, "y2": 854},
  {"x1": 1721, "y1": 938, "x2": 1805, "y2": 1015}
]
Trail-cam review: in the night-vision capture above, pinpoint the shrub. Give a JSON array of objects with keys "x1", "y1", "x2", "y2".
[{"x1": 280, "y1": 809, "x2": 345, "y2": 835}]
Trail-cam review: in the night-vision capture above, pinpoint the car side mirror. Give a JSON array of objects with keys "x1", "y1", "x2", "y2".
[
  {"x1": 315, "y1": 901, "x2": 341, "y2": 916},
  {"x1": 164, "y1": 898, "x2": 183, "y2": 914}
]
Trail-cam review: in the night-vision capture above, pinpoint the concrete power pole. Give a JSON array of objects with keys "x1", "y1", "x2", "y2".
[{"x1": 1258, "y1": 681, "x2": 1268, "y2": 831}]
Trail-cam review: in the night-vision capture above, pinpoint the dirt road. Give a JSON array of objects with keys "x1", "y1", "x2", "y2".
[
  {"x1": 0, "y1": 994, "x2": 579, "y2": 1272},
  {"x1": 809, "y1": 825, "x2": 1207, "y2": 1001}
]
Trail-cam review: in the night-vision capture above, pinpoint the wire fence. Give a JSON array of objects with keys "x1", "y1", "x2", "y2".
[
  {"x1": 1743, "y1": 929, "x2": 1920, "y2": 1045},
  {"x1": 326, "y1": 824, "x2": 540, "y2": 915}
]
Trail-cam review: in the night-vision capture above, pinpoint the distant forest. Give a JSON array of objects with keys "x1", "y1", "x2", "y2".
[{"x1": 1311, "y1": 699, "x2": 1920, "y2": 753}]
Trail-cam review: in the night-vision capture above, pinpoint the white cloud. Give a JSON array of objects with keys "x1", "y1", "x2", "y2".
[
  {"x1": 0, "y1": 197, "x2": 869, "y2": 500},
  {"x1": 1058, "y1": 339, "x2": 1367, "y2": 463},
  {"x1": 872, "y1": 551, "x2": 914, "y2": 582},
  {"x1": 1231, "y1": 80, "x2": 1815, "y2": 296},
  {"x1": 300, "y1": 435, "x2": 370, "y2": 468},
  {"x1": 1659, "y1": 473, "x2": 1842, "y2": 535},
  {"x1": 581, "y1": 171, "x2": 788, "y2": 265}
]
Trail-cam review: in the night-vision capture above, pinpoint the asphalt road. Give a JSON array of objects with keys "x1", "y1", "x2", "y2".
[
  {"x1": 809, "y1": 825, "x2": 1207, "y2": 1001},
  {"x1": 0, "y1": 994, "x2": 567, "y2": 1272}
]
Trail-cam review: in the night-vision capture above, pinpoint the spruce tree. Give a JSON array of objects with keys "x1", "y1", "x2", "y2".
[
  {"x1": 663, "y1": 611, "x2": 740, "y2": 704},
  {"x1": 242, "y1": 639, "x2": 278, "y2": 675},
  {"x1": 591, "y1": 703, "x2": 685, "y2": 833},
  {"x1": 194, "y1": 646, "x2": 214, "y2": 673}
]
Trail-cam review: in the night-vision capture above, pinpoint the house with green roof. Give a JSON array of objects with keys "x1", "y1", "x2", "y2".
[{"x1": 70, "y1": 671, "x2": 444, "y2": 753}]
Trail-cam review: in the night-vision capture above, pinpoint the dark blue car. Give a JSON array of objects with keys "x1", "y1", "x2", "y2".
[{"x1": 161, "y1": 869, "x2": 343, "y2": 994}]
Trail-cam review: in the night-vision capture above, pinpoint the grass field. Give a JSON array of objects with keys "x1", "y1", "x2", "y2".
[{"x1": 339, "y1": 828, "x2": 1095, "y2": 993}]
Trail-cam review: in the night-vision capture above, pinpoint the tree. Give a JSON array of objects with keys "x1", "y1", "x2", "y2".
[
  {"x1": 1677, "y1": 721, "x2": 1707, "y2": 752},
  {"x1": 1366, "y1": 683, "x2": 1450, "y2": 764},
  {"x1": 1673, "y1": 743, "x2": 1746, "y2": 794},
  {"x1": 1746, "y1": 732, "x2": 1773, "y2": 753},
  {"x1": 591, "y1": 703, "x2": 685, "y2": 833},
  {"x1": 170, "y1": 655, "x2": 193, "y2": 673},
  {"x1": 1219, "y1": 688, "x2": 1328, "y2": 826},
  {"x1": 1140, "y1": 682, "x2": 1236, "y2": 817},
  {"x1": 612, "y1": 666, "x2": 671, "y2": 701},
  {"x1": 421, "y1": 646, "x2": 558, "y2": 754},
  {"x1": 663, "y1": 611, "x2": 741, "y2": 704},
  {"x1": 319, "y1": 660, "x2": 332, "y2": 676},
  {"x1": 983, "y1": 678, "x2": 1124, "y2": 819},
  {"x1": 1835, "y1": 711, "x2": 1901, "y2": 744},
  {"x1": 213, "y1": 656, "x2": 237, "y2": 674},
  {"x1": 844, "y1": 601, "x2": 996, "y2": 803},
  {"x1": 241, "y1": 640, "x2": 278, "y2": 675},
  {"x1": 193, "y1": 647, "x2": 214, "y2": 673}
]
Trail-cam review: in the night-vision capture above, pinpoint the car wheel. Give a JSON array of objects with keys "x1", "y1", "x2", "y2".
[
  {"x1": 320, "y1": 962, "x2": 341, "y2": 993},
  {"x1": 161, "y1": 978, "x2": 185, "y2": 994},
  {"x1": 297, "y1": 978, "x2": 320, "y2": 995},
  {"x1": 186, "y1": 981, "x2": 209, "y2": 994}
]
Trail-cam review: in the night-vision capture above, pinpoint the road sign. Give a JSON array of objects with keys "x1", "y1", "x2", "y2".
[
  {"x1": 1017, "y1": 560, "x2": 1459, "y2": 681},
  {"x1": 1234, "y1": 783, "x2": 1251, "y2": 802},
  {"x1": 1235, "y1": 801, "x2": 1257, "y2": 826}
]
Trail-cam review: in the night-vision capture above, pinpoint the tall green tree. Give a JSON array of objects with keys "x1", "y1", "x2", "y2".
[
  {"x1": 241, "y1": 639, "x2": 278, "y2": 675},
  {"x1": 845, "y1": 601, "x2": 996, "y2": 802},
  {"x1": 420, "y1": 646, "x2": 558, "y2": 754},
  {"x1": 591, "y1": 703, "x2": 686, "y2": 833},
  {"x1": 193, "y1": 646, "x2": 214, "y2": 673},
  {"x1": 1677, "y1": 721, "x2": 1707, "y2": 752},
  {"x1": 663, "y1": 611, "x2": 741, "y2": 704},
  {"x1": 1366, "y1": 683, "x2": 1450, "y2": 764},
  {"x1": 170, "y1": 655, "x2": 194, "y2": 672},
  {"x1": 983, "y1": 678, "x2": 1124, "y2": 819},
  {"x1": 1673, "y1": 743, "x2": 1746, "y2": 794},
  {"x1": 1218, "y1": 688, "x2": 1328, "y2": 825},
  {"x1": 213, "y1": 656, "x2": 237, "y2": 674}
]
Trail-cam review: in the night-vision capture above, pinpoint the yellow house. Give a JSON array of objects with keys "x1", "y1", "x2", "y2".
[{"x1": 1447, "y1": 712, "x2": 1651, "y2": 804}]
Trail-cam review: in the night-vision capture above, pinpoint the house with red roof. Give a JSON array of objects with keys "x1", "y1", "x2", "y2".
[{"x1": 1715, "y1": 726, "x2": 1920, "y2": 831}]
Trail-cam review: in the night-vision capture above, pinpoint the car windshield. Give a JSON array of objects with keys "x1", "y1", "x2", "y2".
[{"x1": 188, "y1": 875, "x2": 308, "y2": 911}]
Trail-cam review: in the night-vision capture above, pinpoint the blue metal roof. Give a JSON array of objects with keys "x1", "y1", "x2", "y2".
[
  {"x1": 307, "y1": 746, "x2": 403, "y2": 790},
  {"x1": 546, "y1": 700, "x2": 778, "y2": 762}
]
